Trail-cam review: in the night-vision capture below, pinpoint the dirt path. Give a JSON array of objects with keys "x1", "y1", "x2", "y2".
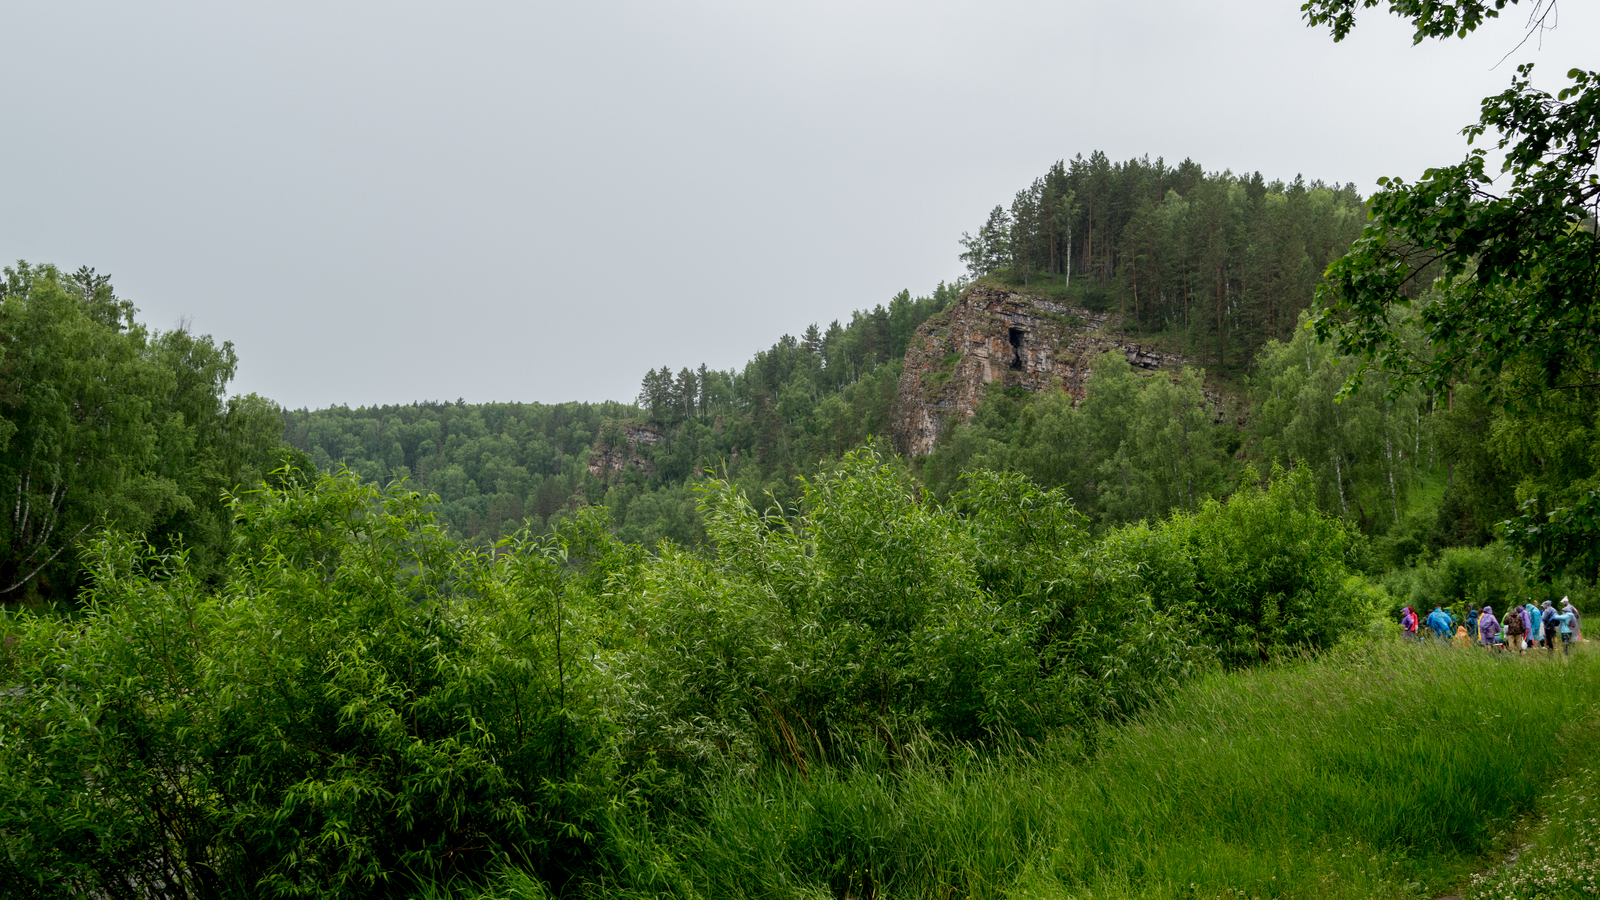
[{"x1": 1434, "y1": 836, "x2": 1533, "y2": 899}]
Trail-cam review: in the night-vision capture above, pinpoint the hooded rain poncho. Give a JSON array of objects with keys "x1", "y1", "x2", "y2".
[{"x1": 1479, "y1": 606, "x2": 1501, "y2": 645}]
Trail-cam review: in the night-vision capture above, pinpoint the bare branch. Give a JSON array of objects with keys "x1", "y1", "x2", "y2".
[{"x1": 0, "y1": 523, "x2": 91, "y2": 595}]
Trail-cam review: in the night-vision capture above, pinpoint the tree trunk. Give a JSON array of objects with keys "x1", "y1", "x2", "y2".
[
  {"x1": 1065, "y1": 222, "x2": 1073, "y2": 288},
  {"x1": 1332, "y1": 449, "x2": 1349, "y2": 517},
  {"x1": 1331, "y1": 403, "x2": 1349, "y2": 517},
  {"x1": 1385, "y1": 419, "x2": 1400, "y2": 524},
  {"x1": 1085, "y1": 211, "x2": 1092, "y2": 286},
  {"x1": 1216, "y1": 264, "x2": 1225, "y2": 368}
]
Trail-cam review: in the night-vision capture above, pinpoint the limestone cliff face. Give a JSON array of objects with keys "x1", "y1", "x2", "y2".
[
  {"x1": 586, "y1": 423, "x2": 664, "y2": 478},
  {"x1": 891, "y1": 286, "x2": 1192, "y2": 457}
]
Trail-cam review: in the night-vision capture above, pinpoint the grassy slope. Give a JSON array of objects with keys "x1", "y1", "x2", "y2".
[{"x1": 567, "y1": 640, "x2": 1600, "y2": 900}]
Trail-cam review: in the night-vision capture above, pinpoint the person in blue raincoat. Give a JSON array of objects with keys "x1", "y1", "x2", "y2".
[
  {"x1": 1426, "y1": 606, "x2": 1454, "y2": 641},
  {"x1": 1541, "y1": 601, "x2": 1562, "y2": 651},
  {"x1": 1547, "y1": 605, "x2": 1577, "y2": 655}
]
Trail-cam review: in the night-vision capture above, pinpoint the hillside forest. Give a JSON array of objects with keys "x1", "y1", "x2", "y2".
[
  {"x1": 271, "y1": 153, "x2": 1565, "y2": 583},
  {"x1": 4, "y1": 121, "x2": 1600, "y2": 900}
]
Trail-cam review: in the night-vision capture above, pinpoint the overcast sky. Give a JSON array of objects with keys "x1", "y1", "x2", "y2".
[{"x1": 3, "y1": 1, "x2": 1592, "y2": 410}]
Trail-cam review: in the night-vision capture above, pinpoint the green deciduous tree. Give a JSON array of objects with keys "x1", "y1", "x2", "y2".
[
  {"x1": 1305, "y1": 2, "x2": 1599, "y2": 404},
  {"x1": 1299, "y1": 0, "x2": 1599, "y2": 580},
  {"x1": 0, "y1": 263, "x2": 280, "y2": 600},
  {"x1": 1253, "y1": 314, "x2": 1435, "y2": 532}
]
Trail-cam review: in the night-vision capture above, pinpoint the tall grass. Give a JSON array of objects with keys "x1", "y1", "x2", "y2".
[
  {"x1": 1462, "y1": 759, "x2": 1600, "y2": 899},
  {"x1": 575, "y1": 640, "x2": 1600, "y2": 900}
]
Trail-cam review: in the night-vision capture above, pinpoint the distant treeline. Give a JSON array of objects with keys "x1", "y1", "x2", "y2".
[
  {"x1": 959, "y1": 151, "x2": 1367, "y2": 370},
  {"x1": 636, "y1": 283, "x2": 960, "y2": 427},
  {"x1": 277, "y1": 280, "x2": 965, "y2": 548},
  {"x1": 280, "y1": 401, "x2": 631, "y2": 542}
]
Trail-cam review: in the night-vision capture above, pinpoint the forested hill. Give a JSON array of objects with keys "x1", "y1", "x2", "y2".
[
  {"x1": 959, "y1": 152, "x2": 1368, "y2": 373},
  {"x1": 8, "y1": 149, "x2": 1595, "y2": 622},
  {"x1": 282, "y1": 152, "x2": 1372, "y2": 550}
]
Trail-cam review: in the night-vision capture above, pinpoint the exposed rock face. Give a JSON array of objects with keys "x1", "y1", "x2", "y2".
[
  {"x1": 587, "y1": 423, "x2": 664, "y2": 478},
  {"x1": 891, "y1": 286, "x2": 1193, "y2": 456}
]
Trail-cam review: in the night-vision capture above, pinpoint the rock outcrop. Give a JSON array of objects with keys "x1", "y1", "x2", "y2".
[
  {"x1": 891, "y1": 286, "x2": 1195, "y2": 456},
  {"x1": 587, "y1": 423, "x2": 664, "y2": 478}
]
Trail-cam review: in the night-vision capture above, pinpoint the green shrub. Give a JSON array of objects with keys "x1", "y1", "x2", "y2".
[
  {"x1": 0, "y1": 474, "x2": 616, "y2": 899},
  {"x1": 1382, "y1": 542, "x2": 1595, "y2": 624},
  {"x1": 610, "y1": 449, "x2": 1214, "y2": 783},
  {"x1": 1104, "y1": 465, "x2": 1367, "y2": 666}
]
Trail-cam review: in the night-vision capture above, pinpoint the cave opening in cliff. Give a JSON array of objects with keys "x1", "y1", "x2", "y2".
[{"x1": 1008, "y1": 327, "x2": 1025, "y2": 368}]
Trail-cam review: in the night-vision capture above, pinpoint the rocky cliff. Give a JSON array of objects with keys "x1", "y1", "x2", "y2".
[
  {"x1": 891, "y1": 286, "x2": 1195, "y2": 456},
  {"x1": 587, "y1": 423, "x2": 665, "y2": 478}
]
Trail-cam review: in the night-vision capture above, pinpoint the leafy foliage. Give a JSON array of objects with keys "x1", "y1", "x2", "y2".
[
  {"x1": 1504, "y1": 486, "x2": 1600, "y2": 583},
  {"x1": 1313, "y1": 64, "x2": 1600, "y2": 403},
  {"x1": 0, "y1": 473, "x2": 617, "y2": 899},
  {"x1": 1297, "y1": 0, "x2": 1598, "y2": 592},
  {"x1": 1104, "y1": 465, "x2": 1365, "y2": 667},
  {"x1": 924, "y1": 352, "x2": 1228, "y2": 527},
  {"x1": 1301, "y1": 0, "x2": 1536, "y2": 43}
]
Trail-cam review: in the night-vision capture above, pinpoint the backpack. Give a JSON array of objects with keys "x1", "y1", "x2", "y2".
[{"x1": 1507, "y1": 613, "x2": 1525, "y2": 636}]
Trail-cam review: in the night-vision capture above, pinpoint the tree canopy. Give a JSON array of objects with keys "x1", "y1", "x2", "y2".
[
  {"x1": 1301, "y1": 0, "x2": 1544, "y2": 43},
  {"x1": 1298, "y1": 0, "x2": 1599, "y2": 580}
]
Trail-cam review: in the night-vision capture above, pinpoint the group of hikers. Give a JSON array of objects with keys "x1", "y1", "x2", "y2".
[{"x1": 1400, "y1": 598, "x2": 1583, "y2": 654}]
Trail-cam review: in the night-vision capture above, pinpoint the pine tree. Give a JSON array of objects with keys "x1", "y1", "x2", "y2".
[
  {"x1": 802, "y1": 323, "x2": 823, "y2": 356},
  {"x1": 696, "y1": 363, "x2": 711, "y2": 417},
  {"x1": 676, "y1": 367, "x2": 697, "y2": 421}
]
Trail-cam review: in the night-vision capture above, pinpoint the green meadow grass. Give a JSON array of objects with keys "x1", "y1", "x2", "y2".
[
  {"x1": 418, "y1": 639, "x2": 1600, "y2": 899},
  {"x1": 581, "y1": 640, "x2": 1600, "y2": 900}
]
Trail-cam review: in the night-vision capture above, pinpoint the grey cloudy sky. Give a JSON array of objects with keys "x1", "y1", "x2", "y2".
[{"x1": 3, "y1": 0, "x2": 1592, "y2": 410}]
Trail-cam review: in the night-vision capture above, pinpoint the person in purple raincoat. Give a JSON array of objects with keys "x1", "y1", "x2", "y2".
[
  {"x1": 1479, "y1": 605, "x2": 1501, "y2": 649},
  {"x1": 1401, "y1": 606, "x2": 1419, "y2": 639}
]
